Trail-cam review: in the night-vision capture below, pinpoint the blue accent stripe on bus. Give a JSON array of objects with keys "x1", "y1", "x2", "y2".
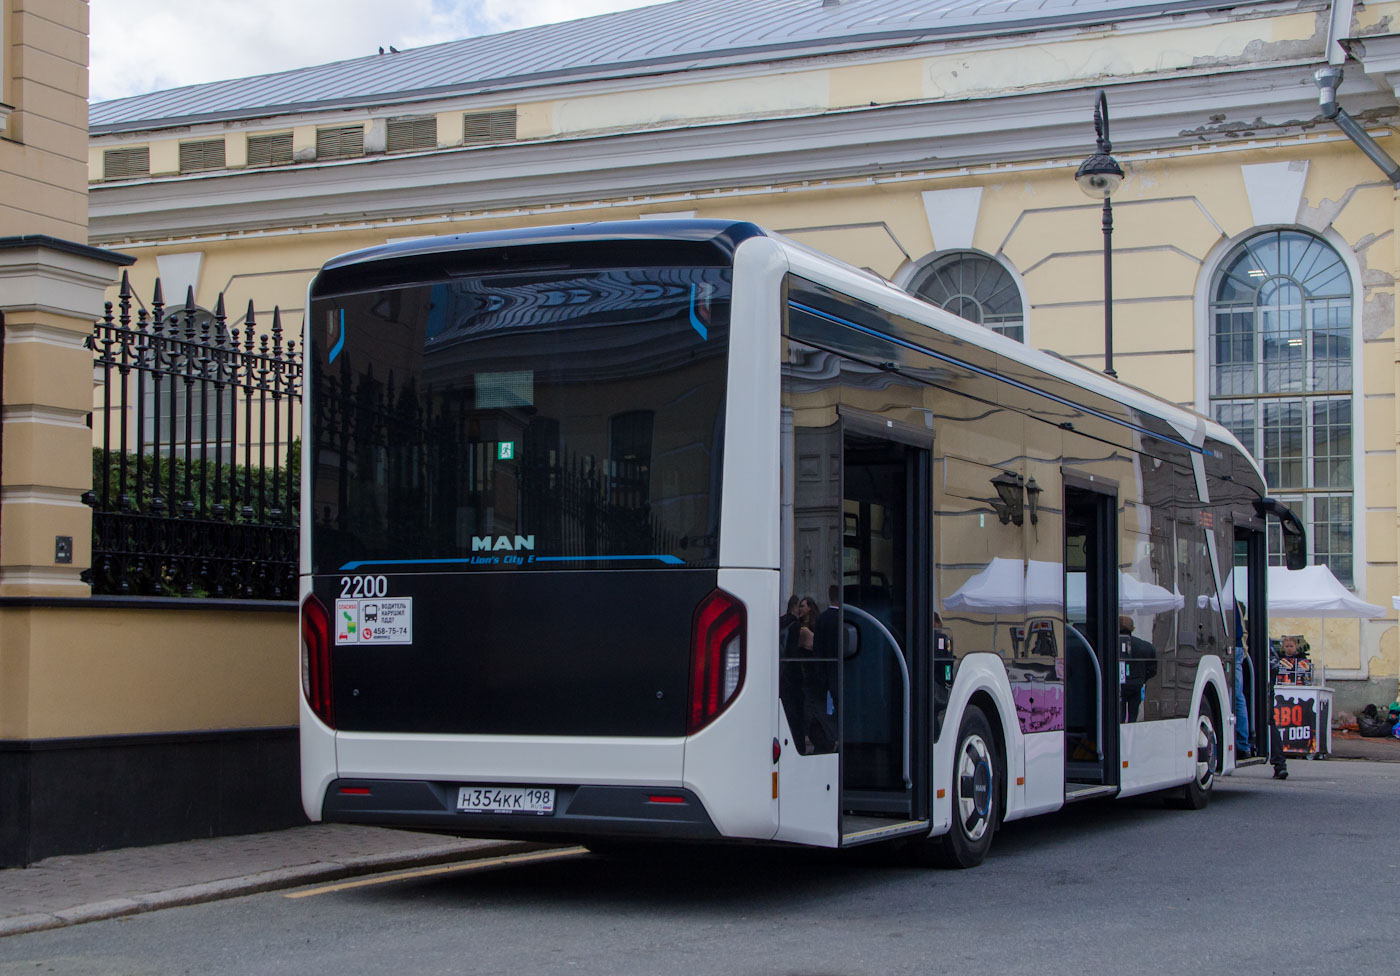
[
  {"x1": 338, "y1": 554, "x2": 685, "y2": 571},
  {"x1": 534, "y1": 555, "x2": 685, "y2": 565},
  {"x1": 688, "y1": 285, "x2": 708, "y2": 341},
  {"x1": 328, "y1": 309, "x2": 346, "y2": 364},
  {"x1": 787, "y1": 300, "x2": 1205, "y2": 456}
]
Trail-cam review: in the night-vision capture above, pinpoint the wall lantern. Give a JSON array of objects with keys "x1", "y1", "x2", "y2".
[
  {"x1": 989, "y1": 472, "x2": 1041, "y2": 527},
  {"x1": 990, "y1": 471, "x2": 1025, "y2": 526},
  {"x1": 1025, "y1": 476, "x2": 1041, "y2": 525}
]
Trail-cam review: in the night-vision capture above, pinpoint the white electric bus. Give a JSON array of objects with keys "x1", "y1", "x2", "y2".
[{"x1": 299, "y1": 220, "x2": 1305, "y2": 867}]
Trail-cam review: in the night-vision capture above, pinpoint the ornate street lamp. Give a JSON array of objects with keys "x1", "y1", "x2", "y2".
[{"x1": 1075, "y1": 91, "x2": 1125, "y2": 379}]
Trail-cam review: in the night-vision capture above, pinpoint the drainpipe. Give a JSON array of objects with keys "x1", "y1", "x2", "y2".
[{"x1": 1314, "y1": 65, "x2": 1400, "y2": 187}]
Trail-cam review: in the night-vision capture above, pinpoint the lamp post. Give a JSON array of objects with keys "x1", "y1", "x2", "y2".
[{"x1": 1074, "y1": 91, "x2": 1125, "y2": 379}]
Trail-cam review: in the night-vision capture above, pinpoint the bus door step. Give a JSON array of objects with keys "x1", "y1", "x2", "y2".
[
  {"x1": 840, "y1": 817, "x2": 929, "y2": 847},
  {"x1": 1235, "y1": 756, "x2": 1268, "y2": 768},
  {"x1": 1064, "y1": 784, "x2": 1118, "y2": 803}
]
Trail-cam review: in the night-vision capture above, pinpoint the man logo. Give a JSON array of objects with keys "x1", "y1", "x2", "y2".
[{"x1": 472, "y1": 535, "x2": 536, "y2": 552}]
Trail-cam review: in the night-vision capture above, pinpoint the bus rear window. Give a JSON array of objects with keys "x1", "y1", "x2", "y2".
[{"x1": 308, "y1": 267, "x2": 730, "y2": 573}]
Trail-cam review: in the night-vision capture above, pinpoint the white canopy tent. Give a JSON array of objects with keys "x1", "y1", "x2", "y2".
[
  {"x1": 942, "y1": 558, "x2": 1061, "y2": 614},
  {"x1": 943, "y1": 557, "x2": 1184, "y2": 616},
  {"x1": 1208, "y1": 565, "x2": 1385, "y2": 617},
  {"x1": 1208, "y1": 565, "x2": 1386, "y2": 686}
]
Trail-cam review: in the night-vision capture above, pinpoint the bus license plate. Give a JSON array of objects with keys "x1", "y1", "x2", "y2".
[{"x1": 456, "y1": 786, "x2": 555, "y2": 815}]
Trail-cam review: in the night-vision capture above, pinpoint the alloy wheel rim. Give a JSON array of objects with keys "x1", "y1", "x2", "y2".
[
  {"x1": 957, "y1": 734, "x2": 993, "y2": 841},
  {"x1": 1195, "y1": 713, "x2": 1217, "y2": 790}
]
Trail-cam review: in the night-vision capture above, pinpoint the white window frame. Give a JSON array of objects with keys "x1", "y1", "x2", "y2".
[
  {"x1": 893, "y1": 248, "x2": 1030, "y2": 344},
  {"x1": 1194, "y1": 225, "x2": 1366, "y2": 612}
]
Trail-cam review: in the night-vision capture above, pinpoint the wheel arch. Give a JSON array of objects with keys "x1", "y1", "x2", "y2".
[
  {"x1": 933, "y1": 653, "x2": 1022, "y2": 832},
  {"x1": 1190, "y1": 654, "x2": 1229, "y2": 775}
]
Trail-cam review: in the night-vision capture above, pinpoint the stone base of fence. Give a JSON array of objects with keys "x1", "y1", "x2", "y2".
[
  {"x1": 0, "y1": 597, "x2": 301, "y2": 866},
  {"x1": 0, "y1": 726, "x2": 306, "y2": 867}
]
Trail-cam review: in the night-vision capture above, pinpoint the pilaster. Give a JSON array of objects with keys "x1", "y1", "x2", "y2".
[{"x1": 0, "y1": 236, "x2": 133, "y2": 597}]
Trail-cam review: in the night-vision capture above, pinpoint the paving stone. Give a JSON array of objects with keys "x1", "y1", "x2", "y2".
[{"x1": 0, "y1": 825, "x2": 518, "y2": 935}]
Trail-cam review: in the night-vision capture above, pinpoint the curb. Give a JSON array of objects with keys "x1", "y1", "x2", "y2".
[{"x1": 0, "y1": 840, "x2": 542, "y2": 939}]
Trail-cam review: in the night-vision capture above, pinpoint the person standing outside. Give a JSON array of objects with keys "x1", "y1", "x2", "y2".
[
  {"x1": 1118, "y1": 615, "x2": 1157, "y2": 723},
  {"x1": 1232, "y1": 608, "x2": 1252, "y2": 757}
]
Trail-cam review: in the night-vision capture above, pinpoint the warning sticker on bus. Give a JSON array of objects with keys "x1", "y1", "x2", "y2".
[{"x1": 335, "y1": 598, "x2": 413, "y2": 645}]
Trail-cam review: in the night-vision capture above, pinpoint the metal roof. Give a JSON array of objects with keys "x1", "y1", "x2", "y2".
[{"x1": 91, "y1": 0, "x2": 1242, "y2": 132}]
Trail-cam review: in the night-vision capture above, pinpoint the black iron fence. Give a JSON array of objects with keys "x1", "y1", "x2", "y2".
[{"x1": 83, "y1": 273, "x2": 301, "y2": 598}]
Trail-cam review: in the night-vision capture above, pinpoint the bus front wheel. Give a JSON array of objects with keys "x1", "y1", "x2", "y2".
[
  {"x1": 1173, "y1": 702, "x2": 1219, "y2": 810},
  {"x1": 923, "y1": 704, "x2": 1001, "y2": 869}
]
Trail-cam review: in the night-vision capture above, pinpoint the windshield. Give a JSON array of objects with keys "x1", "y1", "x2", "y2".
[{"x1": 308, "y1": 266, "x2": 730, "y2": 573}]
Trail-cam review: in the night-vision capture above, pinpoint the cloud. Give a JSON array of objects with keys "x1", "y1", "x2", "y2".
[{"x1": 90, "y1": 0, "x2": 671, "y2": 103}]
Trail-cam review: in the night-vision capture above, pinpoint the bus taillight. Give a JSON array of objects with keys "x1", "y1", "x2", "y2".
[
  {"x1": 300, "y1": 593, "x2": 335, "y2": 728},
  {"x1": 688, "y1": 588, "x2": 746, "y2": 734}
]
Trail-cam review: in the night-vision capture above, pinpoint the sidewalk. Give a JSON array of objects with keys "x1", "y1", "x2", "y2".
[
  {"x1": 0, "y1": 824, "x2": 528, "y2": 938},
  {"x1": 1329, "y1": 729, "x2": 1400, "y2": 762}
]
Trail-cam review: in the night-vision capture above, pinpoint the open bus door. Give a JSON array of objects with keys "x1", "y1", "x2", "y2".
[
  {"x1": 776, "y1": 413, "x2": 930, "y2": 847},
  {"x1": 837, "y1": 413, "x2": 932, "y2": 845},
  {"x1": 1064, "y1": 480, "x2": 1121, "y2": 800},
  {"x1": 1233, "y1": 525, "x2": 1270, "y2": 764}
]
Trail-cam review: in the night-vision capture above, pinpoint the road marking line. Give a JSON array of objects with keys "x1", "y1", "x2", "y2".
[{"x1": 284, "y1": 846, "x2": 587, "y2": 899}]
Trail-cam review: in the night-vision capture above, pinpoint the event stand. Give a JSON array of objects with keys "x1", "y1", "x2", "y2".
[{"x1": 1215, "y1": 566, "x2": 1383, "y2": 759}]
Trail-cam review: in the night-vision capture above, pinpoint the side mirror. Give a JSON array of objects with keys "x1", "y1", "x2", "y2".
[
  {"x1": 1282, "y1": 530, "x2": 1306, "y2": 571},
  {"x1": 1253, "y1": 497, "x2": 1308, "y2": 570}
]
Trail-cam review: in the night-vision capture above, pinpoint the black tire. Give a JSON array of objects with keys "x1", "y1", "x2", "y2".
[
  {"x1": 920, "y1": 705, "x2": 1001, "y2": 869},
  {"x1": 1173, "y1": 700, "x2": 1219, "y2": 810}
]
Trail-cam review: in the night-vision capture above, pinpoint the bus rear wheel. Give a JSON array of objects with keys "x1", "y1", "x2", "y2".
[{"x1": 922, "y1": 705, "x2": 1000, "y2": 869}]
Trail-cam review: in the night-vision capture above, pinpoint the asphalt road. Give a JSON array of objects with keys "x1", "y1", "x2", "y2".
[{"x1": 1, "y1": 760, "x2": 1394, "y2": 976}]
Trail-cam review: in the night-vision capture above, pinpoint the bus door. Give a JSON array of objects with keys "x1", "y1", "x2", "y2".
[
  {"x1": 775, "y1": 414, "x2": 931, "y2": 847},
  {"x1": 837, "y1": 416, "x2": 931, "y2": 844},
  {"x1": 1064, "y1": 481, "x2": 1120, "y2": 797},
  {"x1": 1234, "y1": 525, "x2": 1269, "y2": 763}
]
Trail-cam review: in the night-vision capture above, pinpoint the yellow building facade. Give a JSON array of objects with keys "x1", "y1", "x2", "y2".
[
  {"x1": 87, "y1": 0, "x2": 1400, "y2": 712},
  {"x1": 1, "y1": 1, "x2": 304, "y2": 866}
]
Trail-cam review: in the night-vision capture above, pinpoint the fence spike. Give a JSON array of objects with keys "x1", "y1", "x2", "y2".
[
  {"x1": 184, "y1": 286, "x2": 198, "y2": 342},
  {"x1": 117, "y1": 271, "x2": 132, "y2": 328},
  {"x1": 244, "y1": 302, "x2": 257, "y2": 354},
  {"x1": 152, "y1": 278, "x2": 165, "y2": 324},
  {"x1": 213, "y1": 292, "x2": 228, "y2": 344},
  {"x1": 271, "y1": 307, "x2": 284, "y2": 356}
]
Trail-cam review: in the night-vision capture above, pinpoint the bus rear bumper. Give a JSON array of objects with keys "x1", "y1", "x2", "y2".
[{"x1": 321, "y1": 780, "x2": 721, "y2": 840}]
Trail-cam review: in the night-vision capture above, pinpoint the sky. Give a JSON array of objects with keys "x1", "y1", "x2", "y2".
[{"x1": 89, "y1": 0, "x2": 672, "y2": 103}]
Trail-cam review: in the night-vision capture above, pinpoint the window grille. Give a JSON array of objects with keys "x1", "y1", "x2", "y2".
[
  {"x1": 907, "y1": 251, "x2": 1025, "y2": 342},
  {"x1": 462, "y1": 109, "x2": 517, "y2": 145},
  {"x1": 103, "y1": 146, "x2": 150, "y2": 180},
  {"x1": 316, "y1": 125, "x2": 365, "y2": 160},
  {"x1": 247, "y1": 132, "x2": 293, "y2": 167},
  {"x1": 179, "y1": 139, "x2": 226, "y2": 173},
  {"x1": 387, "y1": 116, "x2": 437, "y2": 152}
]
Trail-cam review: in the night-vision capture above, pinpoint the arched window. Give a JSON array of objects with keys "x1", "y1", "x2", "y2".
[
  {"x1": 907, "y1": 251, "x2": 1025, "y2": 342},
  {"x1": 1208, "y1": 229, "x2": 1353, "y2": 585}
]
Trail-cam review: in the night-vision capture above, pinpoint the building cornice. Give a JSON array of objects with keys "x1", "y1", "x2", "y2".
[
  {"x1": 1342, "y1": 32, "x2": 1400, "y2": 98},
  {"x1": 89, "y1": 63, "x2": 1397, "y2": 246}
]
